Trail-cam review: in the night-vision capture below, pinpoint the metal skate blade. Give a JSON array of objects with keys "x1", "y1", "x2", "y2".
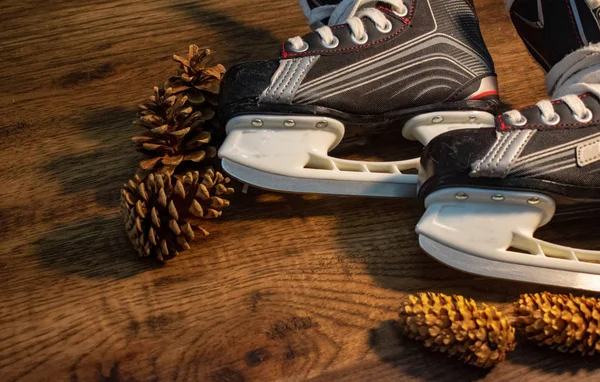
[
  {"x1": 419, "y1": 235, "x2": 600, "y2": 292},
  {"x1": 222, "y1": 159, "x2": 418, "y2": 198}
]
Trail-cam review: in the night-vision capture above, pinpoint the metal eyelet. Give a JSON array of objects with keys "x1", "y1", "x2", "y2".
[
  {"x1": 290, "y1": 41, "x2": 309, "y2": 53},
  {"x1": 574, "y1": 108, "x2": 593, "y2": 123},
  {"x1": 322, "y1": 36, "x2": 340, "y2": 49},
  {"x1": 509, "y1": 116, "x2": 528, "y2": 126},
  {"x1": 376, "y1": 20, "x2": 393, "y2": 34},
  {"x1": 351, "y1": 32, "x2": 369, "y2": 45},
  {"x1": 541, "y1": 113, "x2": 560, "y2": 126}
]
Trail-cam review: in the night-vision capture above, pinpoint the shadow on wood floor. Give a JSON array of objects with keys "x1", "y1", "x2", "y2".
[
  {"x1": 42, "y1": 107, "x2": 139, "y2": 208},
  {"x1": 168, "y1": 0, "x2": 281, "y2": 65},
  {"x1": 33, "y1": 216, "x2": 162, "y2": 279}
]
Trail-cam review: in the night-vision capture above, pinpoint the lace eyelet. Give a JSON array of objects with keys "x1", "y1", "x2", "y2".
[
  {"x1": 542, "y1": 113, "x2": 560, "y2": 126},
  {"x1": 322, "y1": 36, "x2": 339, "y2": 49},
  {"x1": 376, "y1": 20, "x2": 393, "y2": 34},
  {"x1": 351, "y1": 32, "x2": 369, "y2": 45},
  {"x1": 574, "y1": 108, "x2": 593, "y2": 123},
  {"x1": 509, "y1": 116, "x2": 528, "y2": 126},
  {"x1": 290, "y1": 41, "x2": 309, "y2": 53}
]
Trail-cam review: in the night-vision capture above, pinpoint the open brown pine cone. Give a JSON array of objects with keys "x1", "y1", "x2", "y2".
[
  {"x1": 514, "y1": 292, "x2": 600, "y2": 355},
  {"x1": 120, "y1": 168, "x2": 234, "y2": 262},
  {"x1": 165, "y1": 45, "x2": 225, "y2": 105},
  {"x1": 132, "y1": 86, "x2": 218, "y2": 175},
  {"x1": 398, "y1": 293, "x2": 516, "y2": 368}
]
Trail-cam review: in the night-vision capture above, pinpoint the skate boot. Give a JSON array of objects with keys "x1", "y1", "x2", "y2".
[
  {"x1": 218, "y1": 0, "x2": 499, "y2": 197},
  {"x1": 416, "y1": 0, "x2": 600, "y2": 291}
]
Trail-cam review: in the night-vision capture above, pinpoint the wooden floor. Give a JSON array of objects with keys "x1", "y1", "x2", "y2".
[{"x1": 3, "y1": 0, "x2": 600, "y2": 381}]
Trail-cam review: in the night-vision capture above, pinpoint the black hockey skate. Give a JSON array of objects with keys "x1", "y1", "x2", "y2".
[
  {"x1": 218, "y1": 0, "x2": 499, "y2": 197},
  {"x1": 417, "y1": 0, "x2": 600, "y2": 291}
]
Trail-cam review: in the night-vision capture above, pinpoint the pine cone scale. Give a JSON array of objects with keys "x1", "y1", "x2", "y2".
[
  {"x1": 399, "y1": 293, "x2": 516, "y2": 368},
  {"x1": 120, "y1": 168, "x2": 233, "y2": 262}
]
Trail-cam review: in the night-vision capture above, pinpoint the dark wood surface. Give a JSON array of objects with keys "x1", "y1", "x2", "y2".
[{"x1": 3, "y1": 0, "x2": 600, "y2": 381}]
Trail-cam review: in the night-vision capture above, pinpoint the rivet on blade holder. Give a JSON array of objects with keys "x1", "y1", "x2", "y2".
[
  {"x1": 316, "y1": 121, "x2": 328, "y2": 128},
  {"x1": 491, "y1": 194, "x2": 505, "y2": 201},
  {"x1": 432, "y1": 116, "x2": 444, "y2": 123},
  {"x1": 284, "y1": 120, "x2": 296, "y2": 127},
  {"x1": 455, "y1": 192, "x2": 468, "y2": 200},
  {"x1": 527, "y1": 197, "x2": 540, "y2": 205},
  {"x1": 251, "y1": 119, "x2": 263, "y2": 127}
]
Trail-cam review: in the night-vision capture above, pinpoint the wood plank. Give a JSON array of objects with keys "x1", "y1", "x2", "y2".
[{"x1": 1, "y1": 0, "x2": 599, "y2": 381}]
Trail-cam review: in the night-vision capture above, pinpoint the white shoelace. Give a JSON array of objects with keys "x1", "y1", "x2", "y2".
[
  {"x1": 504, "y1": 44, "x2": 600, "y2": 126},
  {"x1": 289, "y1": 0, "x2": 409, "y2": 52}
]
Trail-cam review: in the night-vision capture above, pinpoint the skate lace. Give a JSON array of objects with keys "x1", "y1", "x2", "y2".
[
  {"x1": 289, "y1": 0, "x2": 409, "y2": 52},
  {"x1": 504, "y1": 44, "x2": 600, "y2": 126}
]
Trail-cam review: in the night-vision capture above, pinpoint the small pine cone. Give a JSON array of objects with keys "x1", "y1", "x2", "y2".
[
  {"x1": 514, "y1": 292, "x2": 600, "y2": 355},
  {"x1": 120, "y1": 168, "x2": 234, "y2": 262},
  {"x1": 398, "y1": 293, "x2": 516, "y2": 368},
  {"x1": 165, "y1": 45, "x2": 225, "y2": 106},
  {"x1": 132, "y1": 86, "x2": 217, "y2": 174}
]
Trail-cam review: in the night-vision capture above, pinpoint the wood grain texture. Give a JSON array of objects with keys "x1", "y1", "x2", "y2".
[{"x1": 2, "y1": 0, "x2": 600, "y2": 381}]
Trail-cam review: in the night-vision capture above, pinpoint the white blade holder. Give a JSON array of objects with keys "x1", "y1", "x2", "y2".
[
  {"x1": 416, "y1": 187, "x2": 600, "y2": 291},
  {"x1": 219, "y1": 112, "x2": 495, "y2": 197}
]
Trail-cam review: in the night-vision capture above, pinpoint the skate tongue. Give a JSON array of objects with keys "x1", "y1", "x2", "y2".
[
  {"x1": 300, "y1": 0, "x2": 382, "y2": 29},
  {"x1": 547, "y1": 44, "x2": 600, "y2": 99},
  {"x1": 299, "y1": 0, "x2": 340, "y2": 28},
  {"x1": 307, "y1": 0, "x2": 342, "y2": 9}
]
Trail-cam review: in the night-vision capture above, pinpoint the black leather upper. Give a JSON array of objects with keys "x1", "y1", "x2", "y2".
[
  {"x1": 510, "y1": 0, "x2": 600, "y2": 72},
  {"x1": 282, "y1": 6, "x2": 409, "y2": 59},
  {"x1": 217, "y1": 60, "x2": 279, "y2": 122},
  {"x1": 419, "y1": 94, "x2": 600, "y2": 204},
  {"x1": 498, "y1": 94, "x2": 600, "y2": 131},
  {"x1": 219, "y1": 0, "x2": 497, "y2": 120}
]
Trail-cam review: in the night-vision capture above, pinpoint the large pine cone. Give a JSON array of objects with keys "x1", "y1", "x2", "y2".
[
  {"x1": 132, "y1": 86, "x2": 217, "y2": 175},
  {"x1": 166, "y1": 45, "x2": 225, "y2": 105},
  {"x1": 398, "y1": 293, "x2": 516, "y2": 368},
  {"x1": 120, "y1": 168, "x2": 234, "y2": 262},
  {"x1": 515, "y1": 292, "x2": 600, "y2": 355}
]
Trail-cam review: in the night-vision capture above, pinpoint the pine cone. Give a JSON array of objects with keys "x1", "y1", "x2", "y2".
[
  {"x1": 398, "y1": 293, "x2": 516, "y2": 368},
  {"x1": 166, "y1": 45, "x2": 225, "y2": 105},
  {"x1": 132, "y1": 86, "x2": 217, "y2": 175},
  {"x1": 120, "y1": 168, "x2": 234, "y2": 262},
  {"x1": 514, "y1": 292, "x2": 600, "y2": 355}
]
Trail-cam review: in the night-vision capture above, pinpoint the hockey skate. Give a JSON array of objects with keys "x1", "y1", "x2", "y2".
[
  {"x1": 416, "y1": 0, "x2": 600, "y2": 291},
  {"x1": 218, "y1": 0, "x2": 499, "y2": 197}
]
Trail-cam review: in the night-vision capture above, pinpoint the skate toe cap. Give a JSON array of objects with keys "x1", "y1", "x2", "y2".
[
  {"x1": 219, "y1": 59, "x2": 280, "y2": 109},
  {"x1": 418, "y1": 128, "x2": 498, "y2": 198}
]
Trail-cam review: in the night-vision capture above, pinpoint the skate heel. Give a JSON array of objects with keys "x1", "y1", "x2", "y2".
[
  {"x1": 219, "y1": 114, "x2": 421, "y2": 197},
  {"x1": 417, "y1": 188, "x2": 600, "y2": 291},
  {"x1": 402, "y1": 111, "x2": 496, "y2": 145}
]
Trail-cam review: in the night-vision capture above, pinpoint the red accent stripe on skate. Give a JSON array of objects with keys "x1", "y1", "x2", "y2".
[
  {"x1": 281, "y1": 42, "x2": 289, "y2": 58},
  {"x1": 498, "y1": 115, "x2": 509, "y2": 131},
  {"x1": 469, "y1": 90, "x2": 499, "y2": 100}
]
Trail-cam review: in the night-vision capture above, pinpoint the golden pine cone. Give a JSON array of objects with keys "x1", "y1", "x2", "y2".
[
  {"x1": 132, "y1": 86, "x2": 217, "y2": 175},
  {"x1": 120, "y1": 168, "x2": 234, "y2": 262},
  {"x1": 514, "y1": 292, "x2": 600, "y2": 355},
  {"x1": 165, "y1": 45, "x2": 225, "y2": 105},
  {"x1": 398, "y1": 293, "x2": 516, "y2": 368}
]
